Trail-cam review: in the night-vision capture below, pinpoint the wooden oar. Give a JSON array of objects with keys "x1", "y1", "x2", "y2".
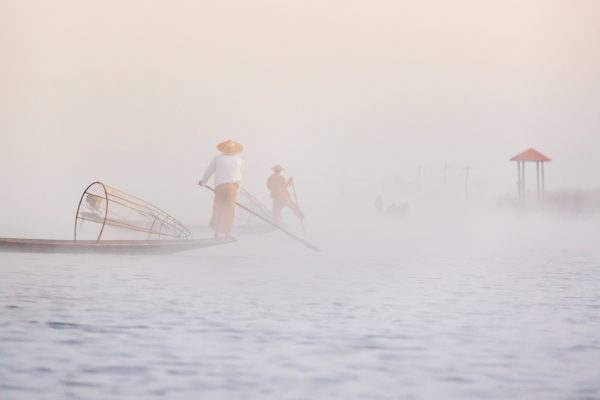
[
  {"x1": 291, "y1": 181, "x2": 306, "y2": 233},
  {"x1": 200, "y1": 185, "x2": 321, "y2": 252}
]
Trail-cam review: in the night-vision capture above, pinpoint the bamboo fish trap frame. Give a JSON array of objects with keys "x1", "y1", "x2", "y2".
[{"x1": 74, "y1": 182, "x2": 192, "y2": 241}]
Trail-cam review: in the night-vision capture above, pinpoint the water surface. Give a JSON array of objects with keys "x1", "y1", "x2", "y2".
[{"x1": 1, "y1": 217, "x2": 600, "y2": 399}]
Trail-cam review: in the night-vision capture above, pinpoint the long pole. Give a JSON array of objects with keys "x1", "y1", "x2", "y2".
[
  {"x1": 291, "y1": 181, "x2": 306, "y2": 233},
  {"x1": 201, "y1": 185, "x2": 320, "y2": 252}
]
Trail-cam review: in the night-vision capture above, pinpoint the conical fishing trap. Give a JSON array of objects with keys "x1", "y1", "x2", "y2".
[{"x1": 74, "y1": 182, "x2": 191, "y2": 241}]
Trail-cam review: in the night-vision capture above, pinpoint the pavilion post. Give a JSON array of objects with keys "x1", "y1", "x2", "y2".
[
  {"x1": 541, "y1": 161, "x2": 545, "y2": 196},
  {"x1": 517, "y1": 161, "x2": 521, "y2": 196},
  {"x1": 536, "y1": 161, "x2": 540, "y2": 196},
  {"x1": 521, "y1": 161, "x2": 525, "y2": 196}
]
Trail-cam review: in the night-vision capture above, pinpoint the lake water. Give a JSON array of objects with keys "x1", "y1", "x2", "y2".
[{"x1": 1, "y1": 213, "x2": 600, "y2": 399}]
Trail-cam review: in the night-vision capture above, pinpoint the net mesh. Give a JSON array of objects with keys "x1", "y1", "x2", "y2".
[
  {"x1": 75, "y1": 182, "x2": 191, "y2": 241},
  {"x1": 234, "y1": 187, "x2": 273, "y2": 225}
]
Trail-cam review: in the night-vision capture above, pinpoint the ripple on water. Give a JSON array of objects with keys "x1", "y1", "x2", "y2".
[
  {"x1": 46, "y1": 321, "x2": 111, "y2": 334},
  {"x1": 61, "y1": 380, "x2": 102, "y2": 388},
  {"x1": 46, "y1": 321, "x2": 84, "y2": 330},
  {"x1": 81, "y1": 365, "x2": 149, "y2": 375},
  {"x1": 1, "y1": 243, "x2": 600, "y2": 400}
]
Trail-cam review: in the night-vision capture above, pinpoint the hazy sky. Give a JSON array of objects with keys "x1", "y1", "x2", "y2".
[{"x1": 1, "y1": 0, "x2": 599, "y2": 235}]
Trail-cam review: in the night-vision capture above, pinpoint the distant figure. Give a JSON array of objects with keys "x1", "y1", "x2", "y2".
[
  {"x1": 386, "y1": 203, "x2": 398, "y2": 215},
  {"x1": 375, "y1": 195, "x2": 383, "y2": 215},
  {"x1": 386, "y1": 202, "x2": 411, "y2": 218},
  {"x1": 199, "y1": 140, "x2": 243, "y2": 239},
  {"x1": 267, "y1": 164, "x2": 303, "y2": 224}
]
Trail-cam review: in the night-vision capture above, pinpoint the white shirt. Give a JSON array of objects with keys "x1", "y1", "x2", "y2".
[{"x1": 200, "y1": 154, "x2": 242, "y2": 188}]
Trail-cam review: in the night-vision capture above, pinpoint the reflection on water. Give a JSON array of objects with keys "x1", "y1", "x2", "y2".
[{"x1": 1, "y1": 222, "x2": 600, "y2": 400}]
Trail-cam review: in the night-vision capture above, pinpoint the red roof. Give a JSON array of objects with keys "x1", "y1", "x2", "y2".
[{"x1": 510, "y1": 148, "x2": 551, "y2": 162}]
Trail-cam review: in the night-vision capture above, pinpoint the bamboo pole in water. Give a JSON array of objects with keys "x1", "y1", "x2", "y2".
[{"x1": 200, "y1": 185, "x2": 320, "y2": 252}]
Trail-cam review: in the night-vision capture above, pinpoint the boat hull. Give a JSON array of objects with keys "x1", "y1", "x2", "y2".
[{"x1": 0, "y1": 237, "x2": 235, "y2": 255}]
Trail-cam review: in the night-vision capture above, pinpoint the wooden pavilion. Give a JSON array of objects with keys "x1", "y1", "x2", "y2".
[{"x1": 510, "y1": 148, "x2": 551, "y2": 197}]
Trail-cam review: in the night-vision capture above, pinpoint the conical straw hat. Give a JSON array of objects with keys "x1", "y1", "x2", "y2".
[
  {"x1": 216, "y1": 140, "x2": 243, "y2": 155},
  {"x1": 271, "y1": 164, "x2": 284, "y2": 171}
]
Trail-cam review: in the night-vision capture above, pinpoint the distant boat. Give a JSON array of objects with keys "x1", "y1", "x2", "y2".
[{"x1": 0, "y1": 237, "x2": 235, "y2": 255}]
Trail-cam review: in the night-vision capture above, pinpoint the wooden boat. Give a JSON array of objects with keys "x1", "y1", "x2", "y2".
[
  {"x1": 0, "y1": 237, "x2": 236, "y2": 255},
  {"x1": 0, "y1": 181, "x2": 240, "y2": 255},
  {"x1": 0, "y1": 182, "x2": 243, "y2": 255}
]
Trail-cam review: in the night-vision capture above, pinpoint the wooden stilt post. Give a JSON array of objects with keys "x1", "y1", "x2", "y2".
[
  {"x1": 522, "y1": 161, "x2": 526, "y2": 196},
  {"x1": 536, "y1": 161, "x2": 540, "y2": 196},
  {"x1": 541, "y1": 161, "x2": 545, "y2": 196}
]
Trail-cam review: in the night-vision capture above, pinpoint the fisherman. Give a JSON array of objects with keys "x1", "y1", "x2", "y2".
[
  {"x1": 267, "y1": 164, "x2": 304, "y2": 225},
  {"x1": 198, "y1": 140, "x2": 243, "y2": 239}
]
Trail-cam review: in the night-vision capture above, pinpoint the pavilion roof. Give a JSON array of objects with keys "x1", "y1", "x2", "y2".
[{"x1": 510, "y1": 148, "x2": 551, "y2": 162}]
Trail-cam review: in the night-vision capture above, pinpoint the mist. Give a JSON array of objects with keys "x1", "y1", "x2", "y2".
[
  {"x1": 1, "y1": 3, "x2": 600, "y2": 398},
  {"x1": 1, "y1": 0, "x2": 600, "y2": 239}
]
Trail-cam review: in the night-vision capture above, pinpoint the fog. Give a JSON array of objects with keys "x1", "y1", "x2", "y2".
[
  {"x1": 3, "y1": 3, "x2": 600, "y2": 398},
  {"x1": 1, "y1": 0, "x2": 600, "y2": 238}
]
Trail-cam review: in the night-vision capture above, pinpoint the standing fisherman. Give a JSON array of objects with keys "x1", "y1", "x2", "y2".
[
  {"x1": 199, "y1": 140, "x2": 243, "y2": 239},
  {"x1": 267, "y1": 164, "x2": 304, "y2": 225}
]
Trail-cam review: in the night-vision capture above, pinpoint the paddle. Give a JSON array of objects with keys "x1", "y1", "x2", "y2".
[
  {"x1": 200, "y1": 185, "x2": 321, "y2": 252},
  {"x1": 290, "y1": 180, "x2": 306, "y2": 233}
]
